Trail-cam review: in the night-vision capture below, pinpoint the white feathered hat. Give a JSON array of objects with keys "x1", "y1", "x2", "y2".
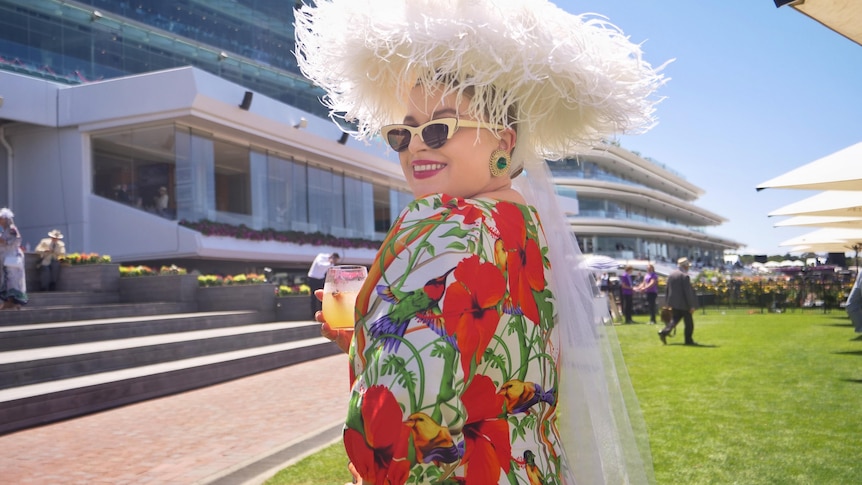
[{"x1": 294, "y1": 0, "x2": 667, "y2": 174}]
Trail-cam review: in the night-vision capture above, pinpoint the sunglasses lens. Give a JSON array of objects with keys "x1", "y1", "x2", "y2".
[
  {"x1": 385, "y1": 128, "x2": 411, "y2": 152},
  {"x1": 421, "y1": 122, "x2": 450, "y2": 149}
]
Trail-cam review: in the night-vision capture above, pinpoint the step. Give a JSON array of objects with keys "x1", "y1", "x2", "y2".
[
  {"x1": 0, "y1": 321, "x2": 324, "y2": 388},
  {"x1": 0, "y1": 337, "x2": 340, "y2": 435},
  {"x1": 0, "y1": 311, "x2": 264, "y2": 350},
  {"x1": 25, "y1": 291, "x2": 120, "y2": 307},
  {"x1": 0, "y1": 302, "x2": 200, "y2": 326}
]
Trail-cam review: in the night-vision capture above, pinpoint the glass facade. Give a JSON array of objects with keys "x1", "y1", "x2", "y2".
[
  {"x1": 0, "y1": 0, "x2": 327, "y2": 117},
  {"x1": 92, "y1": 124, "x2": 408, "y2": 240},
  {"x1": 551, "y1": 159, "x2": 642, "y2": 189},
  {"x1": 575, "y1": 197, "x2": 706, "y2": 234}
]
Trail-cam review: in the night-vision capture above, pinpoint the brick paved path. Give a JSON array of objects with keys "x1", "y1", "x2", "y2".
[{"x1": 0, "y1": 354, "x2": 350, "y2": 485}]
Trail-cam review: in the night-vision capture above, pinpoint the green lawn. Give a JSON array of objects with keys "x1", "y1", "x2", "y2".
[{"x1": 266, "y1": 309, "x2": 862, "y2": 485}]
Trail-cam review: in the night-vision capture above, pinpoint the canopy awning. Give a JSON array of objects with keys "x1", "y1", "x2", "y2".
[
  {"x1": 788, "y1": 242, "x2": 862, "y2": 253},
  {"x1": 757, "y1": 142, "x2": 862, "y2": 191},
  {"x1": 775, "y1": 0, "x2": 862, "y2": 46},
  {"x1": 768, "y1": 190, "x2": 862, "y2": 217},
  {"x1": 773, "y1": 215, "x2": 862, "y2": 228},
  {"x1": 779, "y1": 227, "x2": 862, "y2": 248}
]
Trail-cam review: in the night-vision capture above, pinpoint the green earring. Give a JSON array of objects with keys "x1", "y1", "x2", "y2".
[{"x1": 489, "y1": 150, "x2": 511, "y2": 177}]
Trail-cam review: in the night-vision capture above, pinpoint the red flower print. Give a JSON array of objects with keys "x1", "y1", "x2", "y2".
[
  {"x1": 344, "y1": 385, "x2": 411, "y2": 485},
  {"x1": 441, "y1": 194, "x2": 483, "y2": 225},
  {"x1": 491, "y1": 202, "x2": 546, "y2": 324},
  {"x1": 461, "y1": 374, "x2": 511, "y2": 483},
  {"x1": 443, "y1": 255, "x2": 506, "y2": 376}
]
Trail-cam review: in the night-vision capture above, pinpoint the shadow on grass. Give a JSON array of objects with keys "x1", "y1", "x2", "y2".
[
  {"x1": 839, "y1": 378, "x2": 862, "y2": 384},
  {"x1": 820, "y1": 322, "x2": 853, "y2": 328},
  {"x1": 833, "y1": 350, "x2": 862, "y2": 357},
  {"x1": 666, "y1": 343, "x2": 718, "y2": 348},
  {"x1": 851, "y1": 334, "x2": 862, "y2": 341}
]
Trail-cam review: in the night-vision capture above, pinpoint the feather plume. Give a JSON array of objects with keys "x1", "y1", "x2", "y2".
[{"x1": 295, "y1": 0, "x2": 667, "y2": 169}]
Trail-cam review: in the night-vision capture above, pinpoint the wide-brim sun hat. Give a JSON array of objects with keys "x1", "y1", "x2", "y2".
[
  {"x1": 294, "y1": 0, "x2": 668, "y2": 175},
  {"x1": 48, "y1": 229, "x2": 64, "y2": 239}
]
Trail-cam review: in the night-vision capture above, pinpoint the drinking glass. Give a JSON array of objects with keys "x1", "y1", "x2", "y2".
[{"x1": 322, "y1": 265, "x2": 367, "y2": 328}]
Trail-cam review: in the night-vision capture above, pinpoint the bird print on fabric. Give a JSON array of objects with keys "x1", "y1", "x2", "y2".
[
  {"x1": 405, "y1": 412, "x2": 463, "y2": 465},
  {"x1": 498, "y1": 379, "x2": 556, "y2": 414},
  {"x1": 522, "y1": 450, "x2": 546, "y2": 485},
  {"x1": 370, "y1": 268, "x2": 455, "y2": 351}
]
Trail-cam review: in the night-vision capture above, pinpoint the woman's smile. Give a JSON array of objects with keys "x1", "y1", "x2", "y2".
[{"x1": 410, "y1": 160, "x2": 447, "y2": 179}]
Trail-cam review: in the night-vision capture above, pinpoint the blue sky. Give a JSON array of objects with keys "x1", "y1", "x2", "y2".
[{"x1": 558, "y1": 0, "x2": 862, "y2": 256}]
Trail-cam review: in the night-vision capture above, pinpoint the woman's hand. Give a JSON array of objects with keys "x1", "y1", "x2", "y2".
[
  {"x1": 344, "y1": 461, "x2": 362, "y2": 485},
  {"x1": 316, "y1": 289, "x2": 354, "y2": 353}
]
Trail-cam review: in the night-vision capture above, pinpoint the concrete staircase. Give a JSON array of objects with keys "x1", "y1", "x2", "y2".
[{"x1": 0, "y1": 290, "x2": 338, "y2": 435}]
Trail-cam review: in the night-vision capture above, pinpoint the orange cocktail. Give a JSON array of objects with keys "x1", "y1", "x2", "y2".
[{"x1": 322, "y1": 265, "x2": 367, "y2": 328}]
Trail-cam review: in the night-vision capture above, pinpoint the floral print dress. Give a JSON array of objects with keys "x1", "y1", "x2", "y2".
[{"x1": 345, "y1": 194, "x2": 564, "y2": 485}]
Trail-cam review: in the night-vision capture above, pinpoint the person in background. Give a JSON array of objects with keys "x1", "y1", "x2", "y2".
[
  {"x1": 659, "y1": 257, "x2": 699, "y2": 345},
  {"x1": 620, "y1": 264, "x2": 636, "y2": 323},
  {"x1": 0, "y1": 208, "x2": 28, "y2": 309},
  {"x1": 307, "y1": 252, "x2": 340, "y2": 316},
  {"x1": 600, "y1": 272, "x2": 610, "y2": 294},
  {"x1": 155, "y1": 186, "x2": 170, "y2": 217},
  {"x1": 296, "y1": 0, "x2": 664, "y2": 482},
  {"x1": 114, "y1": 184, "x2": 131, "y2": 204},
  {"x1": 637, "y1": 263, "x2": 659, "y2": 324},
  {"x1": 35, "y1": 229, "x2": 66, "y2": 291},
  {"x1": 846, "y1": 270, "x2": 862, "y2": 333}
]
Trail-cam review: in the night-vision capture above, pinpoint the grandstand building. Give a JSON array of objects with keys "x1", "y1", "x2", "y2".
[{"x1": 558, "y1": 144, "x2": 740, "y2": 267}]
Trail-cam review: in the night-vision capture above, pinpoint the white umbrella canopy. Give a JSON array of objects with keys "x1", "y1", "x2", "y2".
[
  {"x1": 768, "y1": 190, "x2": 862, "y2": 217},
  {"x1": 788, "y1": 242, "x2": 862, "y2": 253},
  {"x1": 779, "y1": 227, "x2": 862, "y2": 248},
  {"x1": 773, "y1": 215, "x2": 862, "y2": 228},
  {"x1": 757, "y1": 142, "x2": 862, "y2": 191},
  {"x1": 581, "y1": 254, "x2": 619, "y2": 272},
  {"x1": 782, "y1": 0, "x2": 862, "y2": 46}
]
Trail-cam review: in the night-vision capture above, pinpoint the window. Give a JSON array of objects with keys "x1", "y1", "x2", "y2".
[
  {"x1": 307, "y1": 166, "x2": 343, "y2": 233},
  {"x1": 344, "y1": 175, "x2": 373, "y2": 238},
  {"x1": 213, "y1": 139, "x2": 251, "y2": 216},
  {"x1": 92, "y1": 124, "x2": 177, "y2": 218}
]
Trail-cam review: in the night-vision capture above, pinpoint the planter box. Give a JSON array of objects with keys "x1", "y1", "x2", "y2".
[
  {"x1": 197, "y1": 284, "x2": 277, "y2": 320},
  {"x1": 119, "y1": 274, "x2": 199, "y2": 304},
  {"x1": 275, "y1": 295, "x2": 313, "y2": 321},
  {"x1": 57, "y1": 264, "x2": 121, "y2": 293},
  {"x1": 23, "y1": 253, "x2": 44, "y2": 292}
]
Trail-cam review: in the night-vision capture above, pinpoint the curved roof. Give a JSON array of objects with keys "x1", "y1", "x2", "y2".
[
  {"x1": 558, "y1": 178, "x2": 726, "y2": 226},
  {"x1": 569, "y1": 217, "x2": 740, "y2": 250},
  {"x1": 571, "y1": 144, "x2": 704, "y2": 201}
]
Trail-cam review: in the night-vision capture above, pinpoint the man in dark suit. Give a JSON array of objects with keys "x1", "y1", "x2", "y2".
[{"x1": 659, "y1": 257, "x2": 698, "y2": 345}]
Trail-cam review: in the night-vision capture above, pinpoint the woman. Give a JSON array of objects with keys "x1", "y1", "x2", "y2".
[
  {"x1": 638, "y1": 264, "x2": 660, "y2": 324},
  {"x1": 296, "y1": 1, "x2": 664, "y2": 483},
  {"x1": 620, "y1": 265, "x2": 636, "y2": 323},
  {"x1": 0, "y1": 208, "x2": 28, "y2": 309}
]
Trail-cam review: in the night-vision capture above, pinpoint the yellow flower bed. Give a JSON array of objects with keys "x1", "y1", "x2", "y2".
[
  {"x1": 64, "y1": 252, "x2": 112, "y2": 265},
  {"x1": 197, "y1": 273, "x2": 267, "y2": 287},
  {"x1": 277, "y1": 284, "x2": 311, "y2": 296}
]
